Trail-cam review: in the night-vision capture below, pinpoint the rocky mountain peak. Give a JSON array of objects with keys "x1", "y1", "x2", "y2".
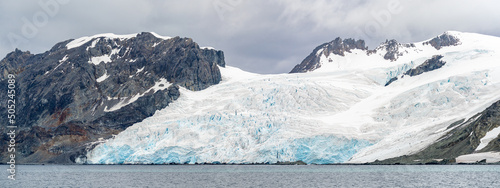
[
  {"x1": 371, "y1": 39, "x2": 416, "y2": 61},
  {"x1": 290, "y1": 37, "x2": 367, "y2": 73},
  {"x1": 325, "y1": 37, "x2": 368, "y2": 56},
  {"x1": 0, "y1": 49, "x2": 34, "y2": 78},
  {"x1": 0, "y1": 32, "x2": 225, "y2": 163},
  {"x1": 289, "y1": 36, "x2": 419, "y2": 73}
]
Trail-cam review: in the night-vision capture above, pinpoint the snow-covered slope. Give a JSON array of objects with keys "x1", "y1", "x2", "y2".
[{"x1": 84, "y1": 31, "x2": 500, "y2": 164}]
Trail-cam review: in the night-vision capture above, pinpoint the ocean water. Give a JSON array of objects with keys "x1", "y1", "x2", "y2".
[{"x1": 1, "y1": 165, "x2": 499, "y2": 187}]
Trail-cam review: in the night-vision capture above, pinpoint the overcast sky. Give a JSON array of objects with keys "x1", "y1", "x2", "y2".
[{"x1": 1, "y1": 0, "x2": 499, "y2": 73}]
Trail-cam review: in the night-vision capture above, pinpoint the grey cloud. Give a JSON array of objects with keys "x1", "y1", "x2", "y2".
[{"x1": 1, "y1": 0, "x2": 499, "y2": 73}]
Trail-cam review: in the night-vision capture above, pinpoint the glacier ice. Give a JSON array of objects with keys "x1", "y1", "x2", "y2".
[
  {"x1": 86, "y1": 31, "x2": 500, "y2": 164},
  {"x1": 89, "y1": 134, "x2": 372, "y2": 164}
]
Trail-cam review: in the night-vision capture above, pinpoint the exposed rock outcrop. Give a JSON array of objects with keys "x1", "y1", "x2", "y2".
[
  {"x1": 0, "y1": 32, "x2": 225, "y2": 163},
  {"x1": 385, "y1": 55, "x2": 446, "y2": 86},
  {"x1": 372, "y1": 99, "x2": 500, "y2": 164},
  {"x1": 423, "y1": 33, "x2": 461, "y2": 50},
  {"x1": 371, "y1": 39, "x2": 416, "y2": 61},
  {"x1": 405, "y1": 55, "x2": 445, "y2": 76}
]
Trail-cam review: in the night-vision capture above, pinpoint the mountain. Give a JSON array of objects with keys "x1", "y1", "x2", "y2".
[
  {"x1": 290, "y1": 32, "x2": 459, "y2": 74},
  {"x1": 2, "y1": 31, "x2": 499, "y2": 165},
  {"x1": 289, "y1": 37, "x2": 368, "y2": 73},
  {"x1": 0, "y1": 32, "x2": 225, "y2": 163},
  {"x1": 82, "y1": 31, "x2": 500, "y2": 164}
]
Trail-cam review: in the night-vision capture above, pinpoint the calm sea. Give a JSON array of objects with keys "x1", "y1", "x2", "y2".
[{"x1": 1, "y1": 165, "x2": 499, "y2": 187}]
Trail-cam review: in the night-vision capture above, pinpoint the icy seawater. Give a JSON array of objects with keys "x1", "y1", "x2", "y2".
[{"x1": 2, "y1": 165, "x2": 500, "y2": 187}]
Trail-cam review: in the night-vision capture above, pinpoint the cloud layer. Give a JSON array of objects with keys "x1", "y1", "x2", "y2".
[{"x1": 1, "y1": 0, "x2": 499, "y2": 73}]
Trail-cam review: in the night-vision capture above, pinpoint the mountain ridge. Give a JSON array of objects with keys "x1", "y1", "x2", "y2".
[
  {"x1": 290, "y1": 31, "x2": 461, "y2": 73},
  {"x1": 0, "y1": 32, "x2": 225, "y2": 163}
]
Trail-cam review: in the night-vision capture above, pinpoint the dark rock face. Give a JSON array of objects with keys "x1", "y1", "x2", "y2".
[
  {"x1": 202, "y1": 49, "x2": 225, "y2": 68},
  {"x1": 0, "y1": 32, "x2": 225, "y2": 163},
  {"x1": 405, "y1": 55, "x2": 445, "y2": 76},
  {"x1": 383, "y1": 40, "x2": 400, "y2": 61},
  {"x1": 289, "y1": 38, "x2": 367, "y2": 73},
  {"x1": 0, "y1": 49, "x2": 34, "y2": 78},
  {"x1": 371, "y1": 39, "x2": 416, "y2": 61},
  {"x1": 423, "y1": 33, "x2": 460, "y2": 50},
  {"x1": 384, "y1": 77, "x2": 399, "y2": 87},
  {"x1": 322, "y1": 38, "x2": 367, "y2": 57},
  {"x1": 372, "y1": 100, "x2": 500, "y2": 165},
  {"x1": 385, "y1": 55, "x2": 446, "y2": 86}
]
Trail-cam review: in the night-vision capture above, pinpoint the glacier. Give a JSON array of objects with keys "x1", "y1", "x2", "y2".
[
  {"x1": 87, "y1": 66, "x2": 377, "y2": 164},
  {"x1": 85, "y1": 31, "x2": 500, "y2": 164}
]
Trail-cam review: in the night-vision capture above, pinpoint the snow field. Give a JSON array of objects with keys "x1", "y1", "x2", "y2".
[{"x1": 86, "y1": 31, "x2": 500, "y2": 164}]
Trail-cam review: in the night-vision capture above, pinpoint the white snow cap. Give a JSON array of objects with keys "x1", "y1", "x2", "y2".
[
  {"x1": 201, "y1": 46, "x2": 215, "y2": 50},
  {"x1": 149, "y1": 32, "x2": 173, "y2": 40},
  {"x1": 66, "y1": 32, "x2": 173, "y2": 49}
]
